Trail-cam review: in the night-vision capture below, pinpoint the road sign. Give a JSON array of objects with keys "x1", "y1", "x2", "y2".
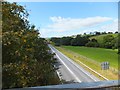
[{"x1": 101, "y1": 62, "x2": 109, "y2": 70}]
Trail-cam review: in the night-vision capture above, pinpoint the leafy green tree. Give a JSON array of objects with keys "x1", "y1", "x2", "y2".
[
  {"x1": 60, "y1": 37, "x2": 73, "y2": 45},
  {"x1": 71, "y1": 38, "x2": 78, "y2": 46},
  {"x1": 118, "y1": 33, "x2": 120, "y2": 54},
  {"x1": 111, "y1": 37, "x2": 118, "y2": 49},
  {"x1": 85, "y1": 39, "x2": 99, "y2": 47},
  {"x1": 71, "y1": 35, "x2": 89, "y2": 46},
  {"x1": 101, "y1": 31, "x2": 107, "y2": 34},
  {"x1": 2, "y1": 1, "x2": 60, "y2": 89},
  {"x1": 95, "y1": 31, "x2": 101, "y2": 35},
  {"x1": 50, "y1": 37, "x2": 61, "y2": 46},
  {"x1": 103, "y1": 35, "x2": 114, "y2": 49}
]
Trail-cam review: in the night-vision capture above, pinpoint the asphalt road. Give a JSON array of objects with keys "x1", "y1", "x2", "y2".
[{"x1": 48, "y1": 44, "x2": 100, "y2": 83}]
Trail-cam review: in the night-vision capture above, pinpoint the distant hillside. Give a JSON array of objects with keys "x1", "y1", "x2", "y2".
[{"x1": 90, "y1": 34, "x2": 118, "y2": 44}]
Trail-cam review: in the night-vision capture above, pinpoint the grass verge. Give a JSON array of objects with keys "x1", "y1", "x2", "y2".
[{"x1": 55, "y1": 46, "x2": 118, "y2": 80}]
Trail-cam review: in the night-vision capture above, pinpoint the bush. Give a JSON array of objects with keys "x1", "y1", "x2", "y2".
[
  {"x1": 103, "y1": 35, "x2": 114, "y2": 49},
  {"x1": 85, "y1": 42, "x2": 99, "y2": 47},
  {"x1": 85, "y1": 38, "x2": 99, "y2": 47},
  {"x1": 55, "y1": 43, "x2": 61, "y2": 46}
]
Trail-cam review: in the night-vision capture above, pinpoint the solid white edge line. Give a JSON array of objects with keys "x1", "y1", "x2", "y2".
[
  {"x1": 51, "y1": 45, "x2": 108, "y2": 81},
  {"x1": 49, "y1": 45, "x2": 81, "y2": 83},
  {"x1": 53, "y1": 65, "x2": 62, "y2": 81},
  {"x1": 56, "y1": 54, "x2": 82, "y2": 83},
  {"x1": 56, "y1": 47, "x2": 109, "y2": 81},
  {"x1": 57, "y1": 49, "x2": 98, "y2": 82},
  {"x1": 50, "y1": 45, "x2": 97, "y2": 81}
]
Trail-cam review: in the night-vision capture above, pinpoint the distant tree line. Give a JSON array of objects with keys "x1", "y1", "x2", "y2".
[
  {"x1": 51, "y1": 35, "x2": 90, "y2": 47},
  {"x1": 51, "y1": 32, "x2": 118, "y2": 50},
  {"x1": 86, "y1": 31, "x2": 118, "y2": 36}
]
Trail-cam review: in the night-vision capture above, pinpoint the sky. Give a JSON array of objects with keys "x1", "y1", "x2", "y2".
[{"x1": 17, "y1": 2, "x2": 118, "y2": 38}]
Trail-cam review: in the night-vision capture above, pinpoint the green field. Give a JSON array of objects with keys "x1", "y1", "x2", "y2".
[
  {"x1": 62, "y1": 46, "x2": 118, "y2": 69},
  {"x1": 90, "y1": 34, "x2": 118, "y2": 44}
]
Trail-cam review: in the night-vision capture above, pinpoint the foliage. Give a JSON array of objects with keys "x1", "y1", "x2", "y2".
[
  {"x1": 71, "y1": 35, "x2": 89, "y2": 46},
  {"x1": 55, "y1": 43, "x2": 61, "y2": 46},
  {"x1": 118, "y1": 34, "x2": 120, "y2": 54},
  {"x1": 2, "y1": 2, "x2": 59, "y2": 89},
  {"x1": 50, "y1": 37, "x2": 61, "y2": 46},
  {"x1": 103, "y1": 35, "x2": 115, "y2": 49},
  {"x1": 51, "y1": 33, "x2": 118, "y2": 50},
  {"x1": 51, "y1": 35, "x2": 89, "y2": 46},
  {"x1": 85, "y1": 39, "x2": 99, "y2": 47},
  {"x1": 94, "y1": 31, "x2": 101, "y2": 35},
  {"x1": 71, "y1": 38, "x2": 78, "y2": 46},
  {"x1": 90, "y1": 33, "x2": 118, "y2": 48},
  {"x1": 60, "y1": 37, "x2": 73, "y2": 45}
]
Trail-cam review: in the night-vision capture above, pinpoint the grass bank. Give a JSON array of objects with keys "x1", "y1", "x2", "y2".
[
  {"x1": 55, "y1": 46, "x2": 118, "y2": 80},
  {"x1": 62, "y1": 46, "x2": 118, "y2": 69}
]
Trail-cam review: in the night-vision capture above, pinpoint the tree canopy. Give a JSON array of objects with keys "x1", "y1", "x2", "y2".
[
  {"x1": 2, "y1": 2, "x2": 60, "y2": 89},
  {"x1": 51, "y1": 33, "x2": 118, "y2": 50}
]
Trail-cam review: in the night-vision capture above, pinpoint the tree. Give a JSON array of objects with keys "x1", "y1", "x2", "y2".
[
  {"x1": 111, "y1": 37, "x2": 118, "y2": 49},
  {"x1": 95, "y1": 31, "x2": 101, "y2": 35},
  {"x1": 2, "y1": 2, "x2": 60, "y2": 89},
  {"x1": 85, "y1": 38, "x2": 99, "y2": 47},
  {"x1": 84, "y1": 33, "x2": 86, "y2": 35},
  {"x1": 118, "y1": 34, "x2": 120, "y2": 54},
  {"x1": 71, "y1": 38, "x2": 77, "y2": 46},
  {"x1": 91, "y1": 38, "x2": 97, "y2": 42},
  {"x1": 60, "y1": 37, "x2": 73, "y2": 45},
  {"x1": 71, "y1": 38, "x2": 78, "y2": 46},
  {"x1": 108, "y1": 32, "x2": 113, "y2": 34},
  {"x1": 101, "y1": 31, "x2": 107, "y2": 34},
  {"x1": 50, "y1": 37, "x2": 61, "y2": 46},
  {"x1": 76, "y1": 35, "x2": 89, "y2": 46},
  {"x1": 103, "y1": 35, "x2": 114, "y2": 49},
  {"x1": 115, "y1": 31, "x2": 118, "y2": 34},
  {"x1": 71, "y1": 35, "x2": 89, "y2": 46}
]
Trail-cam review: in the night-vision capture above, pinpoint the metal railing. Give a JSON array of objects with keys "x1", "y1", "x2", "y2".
[{"x1": 22, "y1": 80, "x2": 120, "y2": 90}]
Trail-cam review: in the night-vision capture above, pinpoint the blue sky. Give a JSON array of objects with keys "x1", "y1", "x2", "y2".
[{"x1": 18, "y1": 2, "x2": 118, "y2": 38}]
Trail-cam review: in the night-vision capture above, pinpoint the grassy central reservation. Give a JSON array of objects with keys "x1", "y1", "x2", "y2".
[{"x1": 55, "y1": 46, "x2": 118, "y2": 80}]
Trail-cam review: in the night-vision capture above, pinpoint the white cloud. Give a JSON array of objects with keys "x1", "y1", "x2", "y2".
[
  {"x1": 40, "y1": 16, "x2": 115, "y2": 37},
  {"x1": 99, "y1": 19, "x2": 118, "y2": 32},
  {"x1": 47, "y1": 16, "x2": 112, "y2": 32},
  {"x1": 81, "y1": 19, "x2": 118, "y2": 34}
]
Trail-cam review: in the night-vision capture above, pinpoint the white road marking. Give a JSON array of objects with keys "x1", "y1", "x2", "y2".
[
  {"x1": 56, "y1": 54, "x2": 82, "y2": 83},
  {"x1": 56, "y1": 48, "x2": 98, "y2": 82},
  {"x1": 50, "y1": 45, "x2": 100, "y2": 82},
  {"x1": 50, "y1": 46, "x2": 81, "y2": 83},
  {"x1": 53, "y1": 46, "x2": 108, "y2": 81},
  {"x1": 53, "y1": 65, "x2": 62, "y2": 81}
]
